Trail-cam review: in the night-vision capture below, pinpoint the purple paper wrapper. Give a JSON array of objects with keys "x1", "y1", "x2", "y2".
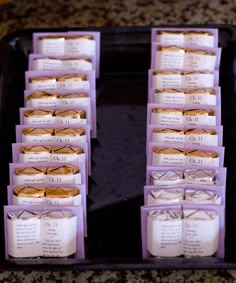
[
  {"x1": 12, "y1": 141, "x2": 91, "y2": 175},
  {"x1": 25, "y1": 70, "x2": 96, "y2": 91},
  {"x1": 19, "y1": 105, "x2": 93, "y2": 138},
  {"x1": 148, "y1": 69, "x2": 219, "y2": 89},
  {"x1": 146, "y1": 124, "x2": 223, "y2": 151},
  {"x1": 4, "y1": 205, "x2": 85, "y2": 260},
  {"x1": 147, "y1": 103, "x2": 221, "y2": 127},
  {"x1": 144, "y1": 184, "x2": 225, "y2": 206},
  {"x1": 146, "y1": 165, "x2": 227, "y2": 187},
  {"x1": 9, "y1": 161, "x2": 87, "y2": 191},
  {"x1": 151, "y1": 44, "x2": 221, "y2": 71},
  {"x1": 33, "y1": 31, "x2": 101, "y2": 77},
  {"x1": 148, "y1": 87, "x2": 221, "y2": 106},
  {"x1": 141, "y1": 204, "x2": 224, "y2": 258},
  {"x1": 147, "y1": 142, "x2": 225, "y2": 168},
  {"x1": 151, "y1": 28, "x2": 219, "y2": 48},
  {"x1": 24, "y1": 88, "x2": 97, "y2": 138},
  {"x1": 7, "y1": 184, "x2": 87, "y2": 236}
]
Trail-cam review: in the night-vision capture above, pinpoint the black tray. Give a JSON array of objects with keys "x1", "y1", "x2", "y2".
[{"x1": 1, "y1": 25, "x2": 236, "y2": 270}]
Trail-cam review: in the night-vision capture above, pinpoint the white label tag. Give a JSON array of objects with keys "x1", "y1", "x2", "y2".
[
  {"x1": 185, "y1": 93, "x2": 216, "y2": 105},
  {"x1": 147, "y1": 216, "x2": 183, "y2": 257},
  {"x1": 45, "y1": 173, "x2": 81, "y2": 185},
  {"x1": 32, "y1": 59, "x2": 63, "y2": 71},
  {"x1": 183, "y1": 73, "x2": 214, "y2": 88},
  {"x1": 53, "y1": 135, "x2": 87, "y2": 144},
  {"x1": 41, "y1": 216, "x2": 77, "y2": 257},
  {"x1": 63, "y1": 59, "x2": 93, "y2": 71},
  {"x1": 44, "y1": 194, "x2": 81, "y2": 206},
  {"x1": 152, "y1": 152, "x2": 185, "y2": 166},
  {"x1": 152, "y1": 132, "x2": 185, "y2": 144},
  {"x1": 57, "y1": 97, "x2": 90, "y2": 107},
  {"x1": 155, "y1": 50, "x2": 185, "y2": 70},
  {"x1": 65, "y1": 39, "x2": 96, "y2": 56},
  {"x1": 151, "y1": 112, "x2": 183, "y2": 126},
  {"x1": 50, "y1": 153, "x2": 85, "y2": 163},
  {"x1": 13, "y1": 195, "x2": 45, "y2": 205},
  {"x1": 153, "y1": 74, "x2": 182, "y2": 89},
  {"x1": 183, "y1": 115, "x2": 216, "y2": 126},
  {"x1": 183, "y1": 217, "x2": 219, "y2": 257},
  {"x1": 38, "y1": 38, "x2": 65, "y2": 56},
  {"x1": 7, "y1": 218, "x2": 42, "y2": 258},
  {"x1": 24, "y1": 116, "x2": 55, "y2": 125},
  {"x1": 19, "y1": 153, "x2": 51, "y2": 163},
  {"x1": 184, "y1": 134, "x2": 218, "y2": 146},
  {"x1": 154, "y1": 92, "x2": 185, "y2": 104},
  {"x1": 13, "y1": 174, "x2": 46, "y2": 185},
  {"x1": 54, "y1": 117, "x2": 87, "y2": 125},
  {"x1": 29, "y1": 81, "x2": 57, "y2": 90},
  {"x1": 157, "y1": 34, "x2": 185, "y2": 45},
  {"x1": 22, "y1": 135, "x2": 54, "y2": 143},
  {"x1": 184, "y1": 53, "x2": 216, "y2": 71},
  {"x1": 26, "y1": 98, "x2": 58, "y2": 108},
  {"x1": 185, "y1": 156, "x2": 219, "y2": 167},
  {"x1": 184, "y1": 34, "x2": 214, "y2": 48},
  {"x1": 57, "y1": 81, "x2": 90, "y2": 90}
]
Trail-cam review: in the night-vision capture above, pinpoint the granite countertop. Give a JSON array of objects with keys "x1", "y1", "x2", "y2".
[{"x1": 1, "y1": 0, "x2": 236, "y2": 282}]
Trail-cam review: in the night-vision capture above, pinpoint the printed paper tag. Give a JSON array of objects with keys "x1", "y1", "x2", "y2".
[
  {"x1": 50, "y1": 153, "x2": 85, "y2": 163},
  {"x1": 153, "y1": 74, "x2": 182, "y2": 89},
  {"x1": 183, "y1": 217, "x2": 219, "y2": 257},
  {"x1": 155, "y1": 51, "x2": 185, "y2": 70},
  {"x1": 154, "y1": 92, "x2": 185, "y2": 104},
  {"x1": 45, "y1": 173, "x2": 81, "y2": 184},
  {"x1": 147, "y1": 216, "x2": 183, "y2": 257},
  {"x1": 13, "y1": 195, "x2": 45, "y2": 205},
  {"x1": 151, "y1": 112, "x2": 183, "y2": 126},
  {"x1": 183, "y1": 115, "x2": 216, "y2": 126},
  {"x1": 53, "y1": 135, "x2": 87, "y2": 144},
  {"x1": 22, "y1": 135, "x2": 54, "y2": 143},
  {"x1": 44, "y1": 194, "x2": 81, "y2": 206},
  {"x1": 185, "y1": 93, "x2": 216, "y2": 105},
  {"x1": 26, "y1": 98, "x2": 58, "y2": 108},
  {"x1": 54, "y1": 117, "x2": 87, "y2": 125},
  {"x1": 7, "y1": 218, "x2": 41, "y2": 258},
  {"x1": 157, "y1": 34, "x2": 185, "y2": 45},
  {"x1": 152, "y1": 152, "x2": 185, "y2": 166},
  {"x1": 32, "y1": 58, "x2": 63, "y2": 71},
  {"x1": 65, "y1": 39, "x2": 96, "y2": 56},
  {"x1": 29, "y1": 81, "x2": 57, "y2": 90},
  {"x1": 57, "y1": 81, "x2": 90, "y2": 90},
  {"x1": 184, "y1": 53, "x2": 216, "y2": 71},
  {"x1": 19, "y1": 153, "x2": 51, "y2": 163},
  {"x1": 57, "y1": 97, "x2": 90, "y2": 107},
  {"x1": 185, "y1": 156, "x2": 219, "y2": 167},
  {"x1": 152, "y1": 132, "x2": 185, "y2": 144},
  {"x1": 184, "y1": 134, "x2": 218, "y2": 146},
  {"x1": 184, "y1": 34, "x2": 214, "y2": 48},
  {"x1": 24, "y1": 116, "x2": 55, "y2": 125},
  {"x1": 41, "y1": 216, "x2": 77, "y2": 257},
  {"x1": 13, "y1": 174, "x2": 46, "y2": 185},
  {"x1": 38, "y1": 38, "x2": 65, "y2": 56},
  {"x1": 63, "y1": 59, "x2": 93, "y2": 71},
  {"x1": 183, "y1": 73, "x2": 214, "y2": 88}
]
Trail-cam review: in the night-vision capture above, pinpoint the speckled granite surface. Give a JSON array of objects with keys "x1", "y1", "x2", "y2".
[{"x1": 1, "y1": 0, "x2": 236, "y2": 282}]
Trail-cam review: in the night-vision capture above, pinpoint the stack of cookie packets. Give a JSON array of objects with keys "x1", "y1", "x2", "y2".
[
  {"x1": 4, "y1": 31, "x2": 100, "y2": 261},
  {"x1": 141, "y1": 28, "x2": 226, "y2": 259}
]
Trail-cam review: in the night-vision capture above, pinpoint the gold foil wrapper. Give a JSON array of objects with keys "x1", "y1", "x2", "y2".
[
  {"x1": 63, "y1": 58, "x2": 92, "y2": 63},
  {"x1": 51, "y1": 146, "x2": 84, "y2": 155},
  {"x1": 185, "y1": 129, "x2": 216, "y2": 135},
  {"x1": 38, "y1": 36, "x2": 65, "y2": 40},
  {"x1": 54, "y1": 109, "x2": 86, "y2": 119},
  {"x1": 58, "y1": 93, "x2": 89, "y2": 99},
  {"x1": 158, "y1": 46, "x2": 185, "y2": 53},
  {"x1": 183, "y1": 71, "x2": 210, "y2": 75},
  {"x1": 153, "y1": 70, "x2": 182, "y2": 75},
  {"x1": 65, "y1": 35, "x2": 94, "y2": 40},
  {"x1": 186, "y1": 149, "x2": 218, "y2": 158},
  {"x1": 152, "y1": 108, "x2": 183, "y2": 115},
  {"x1": 155, "y1": 88, "x2": 184, "y2": 94},
  {"x1": 29, "y1": 76, "x2": 56, "y2": 83},
  {"x1": 186, "y1": 89, "x2": 215, "y2": 95},
  {"x1": 26, "y1": 91, "x2": 59, "y2": 100},
  {"x1": 54, "y1": 128, "x2": 85, "y2": 136},
  {"x1": 186, "y1": 30, "x2": 213, "y2": 36},
  {"x1": 183, "y1": 109, "x2": 214, "y2": 116},
  {"x1": 185, "y1": 49, "x2": 215, "y2": 56},
  {"x1": 47, "y1": 165, "x2": 80, "y2": 175},
  {"x1": 24, "y1": 109, "x2": 54, "y2": 118},
  {"x1": 157, "y1": 30, "x2": 184, "y2": 35},
  {"x1": 57, "y1": 74, "x2": 87, "y2": 82},
  {"x1": 153, "y1": 147, "x2": 185, "y2": 155},
  {"x1": 15, "y1": 167, "x2": 47, "y2": 176},
  {"x1": 46, "y1": 187, "x2": 80, "y2": 198},
  {"x1": 153, "y1": 128, "x2": 184, "y2": 134},
  {"x1": 22, "y1": 128, "x2": 54, "y2": 136},
  {"x1": 13, "y1": 186, "x2": 46, "y2": 197},
  {"x1": 20, "y1": 145, "x2": 51, "y2": 154}
]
